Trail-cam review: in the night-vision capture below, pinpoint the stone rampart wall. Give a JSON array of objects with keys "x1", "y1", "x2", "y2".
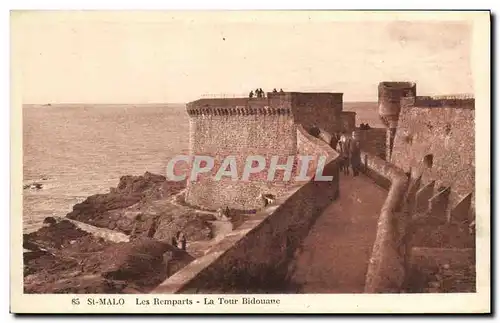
[
  {"x1": 152, "y1": 126, "x2": 340, "y2": 293},
  {"x1": 392, "y1": 98, "x2": 475, "y2": 208}
]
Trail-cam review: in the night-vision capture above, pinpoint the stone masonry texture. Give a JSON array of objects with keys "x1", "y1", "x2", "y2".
[{"x1": 391, "y1": 97, "x2": 475, "y2": 209}]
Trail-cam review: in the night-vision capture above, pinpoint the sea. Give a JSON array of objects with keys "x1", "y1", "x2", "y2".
[
  {"x1": 22, "y1": 102, "x2": 380, "y2": 233},
  {"x1": 22, "y1": 104, "x2": 190, "y2": 233}
]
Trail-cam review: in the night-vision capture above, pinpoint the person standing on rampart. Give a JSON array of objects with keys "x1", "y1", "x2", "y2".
[
  {"x1": 349, "y1": 131, "x2": 362, "y2": 177},
  {"x1": 331, "y1": 132, "x2": 341, "y2": 149},
  {"x1": 338, "y1": 133, "x2": 350, "y2": 175}
]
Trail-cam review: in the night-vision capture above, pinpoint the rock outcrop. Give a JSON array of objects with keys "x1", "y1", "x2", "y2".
[
  {"x1": 66, "y1": 172, "x2": 214, "y2": 241},
  {"x1": 23, "y1": 219, "x2": 193, "y2": 293},
  {"x1": 153, "y1": 211, "x2": 215, "y2": 242},
  {"x1": 67, "y1": 172, "x2": 179, "y2": 232},
  {"x1": 23, "y1": 172, "x2": 214, "y2": 294}
]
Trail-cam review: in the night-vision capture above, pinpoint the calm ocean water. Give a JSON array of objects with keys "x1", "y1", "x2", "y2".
[
  {"x1": 23, "y1": 104, "x2": 189, "y2": 233},
  {"x1": 22, "y1": 102, "x2": 379, "y2": 233}
]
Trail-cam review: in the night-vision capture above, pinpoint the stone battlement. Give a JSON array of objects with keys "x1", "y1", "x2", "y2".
[
  {"x1": 401, "y1": 95, "x2": 475, "y2": 109},
  {"x1": 186, "y1": 102, "x2": 292, "y2": 116},
  {"x1": 186, "y1": 94, "x2": 291, "y2": 117},
  {"x1": 188, "y1": 97, "x2": 267, "y2": 108},
  {"x1": 378, "y1": 81, "x2": 417, "y2": 90},
  {"x1": 186, "y1": 92, "x2": 343, "y2": 117}
]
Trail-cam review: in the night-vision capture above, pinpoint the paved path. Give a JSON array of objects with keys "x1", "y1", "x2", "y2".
[{"x1": 287, "y1": 174, "x2": 387, "y2": 293}]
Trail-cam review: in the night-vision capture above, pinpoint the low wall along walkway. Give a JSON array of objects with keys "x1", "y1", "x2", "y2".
[{"x1": 360, "y1": 151, "x2": 410, "y2": 293}]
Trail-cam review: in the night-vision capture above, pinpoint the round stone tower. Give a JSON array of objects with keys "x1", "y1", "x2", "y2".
[
  {"x1": 378, "y1": 81, "x2": 416, "y2": 161},
  {"x1": 184, "y1": 95, "x2": 297, "y2": 211}
]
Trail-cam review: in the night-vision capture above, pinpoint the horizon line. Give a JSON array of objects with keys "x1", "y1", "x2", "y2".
[{"x1": 22, "y1": 100, "x2": 379, "y2": 106}]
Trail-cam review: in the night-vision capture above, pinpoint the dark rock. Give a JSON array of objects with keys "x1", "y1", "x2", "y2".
[
  {"x1": 66, "y1": 172, "x2": 186, "y2": 233},
  {"x1": 23, "y1": 220, "x2": 89, "y2": 251},
  {"x1": 22, "y1": 173, "x2": 199, "y2": 294},
  {"x1": 115, "y1": 217, "x2": 135, "y2": 235},
  {"x1": 97, "y1": 237, "x2": 194, "y2": 289},
  {"x1": 154, "y1": 211, "x2": 213, "y2": 242},
  {"x1": 23, "y1": 236, "x2": 193, "y2": 293},
  {"x1": 24, "y1": 274, "x2": 128, "y2": 294},
  {"x1": 107, "y1": 221, "x2": 117, "y2": 230},
  {"x1": 43, "y1": 217, "x2": 57, "y2": 225},
  {"x1": 130, "y1": 214, "x2": 159, "y2": 239},
  {"x1": 24, "y1": 252, "x2": 78, "y2": 277}
]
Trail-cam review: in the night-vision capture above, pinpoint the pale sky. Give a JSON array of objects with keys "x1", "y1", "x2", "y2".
[{"x1": 13, "y1": 12, "x2": 474, "y2": 103}]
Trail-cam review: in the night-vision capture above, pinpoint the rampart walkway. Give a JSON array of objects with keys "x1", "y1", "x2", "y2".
[{"x1": 286, "y1": 173, "x2": 387, "y2": 293}]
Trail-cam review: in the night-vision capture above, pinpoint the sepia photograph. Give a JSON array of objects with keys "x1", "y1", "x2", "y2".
[{"x1": 10, "y1": 10, "x2": 490, "y2": 313}]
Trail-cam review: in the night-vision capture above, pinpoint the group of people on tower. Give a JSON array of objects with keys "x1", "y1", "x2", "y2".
[
  {"x1": 249, "y1": 88, "x2": 284, "y2": 98},
  {"x1": 249, "y1": 88, "x2": 265, "y2": 98},
  {"x1": 359, "y1": 123, "x2": 371, "y2": 130},
  {"x1": 334, "y1": 131, "x2": 362, "y2": 176}
]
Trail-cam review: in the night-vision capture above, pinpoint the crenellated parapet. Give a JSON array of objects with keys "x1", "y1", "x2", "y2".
[
  {"x1": 401, "y1": 95, "x2": 475, "y2": 110},
  {"x1": 186, "y1": 104, "x2": 293, "y2": 117},
  {"x1": 391, "y1": 90, "x2": 475, "y2": 213},
  {"x1": 186, "y1": 96, "x2": 293, "y2": 117}
]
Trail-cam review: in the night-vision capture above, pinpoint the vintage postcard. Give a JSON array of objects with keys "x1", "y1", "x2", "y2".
[{"x1": 10, "y1": 10, "x2": 490, "y2": 314}]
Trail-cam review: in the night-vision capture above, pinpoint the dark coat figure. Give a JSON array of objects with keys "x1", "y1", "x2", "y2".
[
  {"x1": 147, "y1": 215, "x2": 160, "y2": 238},
  {"x1": 331, "y1": 133, "x2": 341, "y2": 149},
  {"x1": 272, "y1": 88, "x2": 278, "y2": 93},
  {"x1": 249, "y1": 91, "x2": 254, "y2": 98},
  {"x1": 349, "y1": 136, "x2": 362, "y2": 176},
  {"x1": 279, "y1": 88, "x2": 284, "y2": 93}
]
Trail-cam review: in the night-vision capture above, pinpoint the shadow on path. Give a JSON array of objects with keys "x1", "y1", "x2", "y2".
[{"x1": 286, "y1": 174, "x2": 387, "y2": 293}]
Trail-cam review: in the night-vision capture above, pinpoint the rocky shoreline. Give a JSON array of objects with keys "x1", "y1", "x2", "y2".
[{"x1": 23, "y1": 172, "x2": 227, "y2": 294}]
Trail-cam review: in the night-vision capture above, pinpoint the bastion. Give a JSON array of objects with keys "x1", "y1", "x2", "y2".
[
  {"x1": 184, "y1": 92, "x2": 343, "y2": 211},
  {"x1": 391, "y1": 94, "x2": 475, "y2": 210},
  {"x1": 378, "y1": 80, "x2": 475, "y2": 219}
]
